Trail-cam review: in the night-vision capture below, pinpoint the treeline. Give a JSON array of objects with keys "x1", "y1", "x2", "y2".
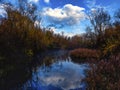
[
  {"x1": 71, "y1": 8, "x2": 120, "y2": 57},
  {"x1": 69, "y1": 9, "x2": 120, "y2": 89},
  {"x1": 85, "y1": 9, "x2": 120, "y2": 89},
  {"x1": 0, "y1": 9, "x2": 71, "y2": 58}
]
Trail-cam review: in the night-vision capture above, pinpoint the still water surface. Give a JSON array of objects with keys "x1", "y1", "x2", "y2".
[{"x1": 21, "y1": 50, "x2": 88, "y2": 90}]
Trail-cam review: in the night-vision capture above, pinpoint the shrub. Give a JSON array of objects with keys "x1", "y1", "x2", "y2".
[
  {"x1": 70, "y1": 48, "x2": 100, "y2": 60},
  {"x1": 86, "y1": 54, "x2": 120, "y2": 90}
]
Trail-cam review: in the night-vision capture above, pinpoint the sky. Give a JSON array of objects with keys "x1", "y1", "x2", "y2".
[{"x1": 0, "y1": 0, "x2": 120, "y2": 36}]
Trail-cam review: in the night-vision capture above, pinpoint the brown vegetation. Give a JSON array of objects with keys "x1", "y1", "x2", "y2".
[
  {"x1": 0, "y1": 8, "x2": 70, "y2": 89},
  {"x1": 86, "y1": 54, "x2": 120, "y2": 90},
  {"x1": 70, "y1": 48, "x2": 100, "y2": 60},
  {"x1": 0, "y1": 9, "x2": 70, "y2": 57},
  {"x1": 70, "y1": 8, "x2": 120, "y2": 89}
]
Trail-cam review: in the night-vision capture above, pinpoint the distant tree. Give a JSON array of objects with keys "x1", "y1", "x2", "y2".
[
  {"x1": 85, "y1": 26, "x2": 96, "y2": 48},
  {"x1": 88, "y1": 8, "x2": 111, "y2": 47},
  {"x1": 114, "y1": 9, "x2": 120, "y2": 26},
  {"x1": 18, "y1": 0, "x2": 37, "y2": 21},
  {"x1": 89, "y1": 8, "x2": 111, "y2": 35}
]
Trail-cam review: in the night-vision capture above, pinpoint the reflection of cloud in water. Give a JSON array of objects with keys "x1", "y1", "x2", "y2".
[{"x1": 23, "y1": 60, "x2": 88, "y2": 90}]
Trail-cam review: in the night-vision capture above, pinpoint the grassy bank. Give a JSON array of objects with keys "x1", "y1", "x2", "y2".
[
  {"x1": 70, "y1": 48, "x2": 100, "y2": 62},
  {"x1": 70, "y1": 50, "x2": 120, "y2": 89},
  {"x1": 70, "y1": 48, "x2": 120, "y2": 89}
]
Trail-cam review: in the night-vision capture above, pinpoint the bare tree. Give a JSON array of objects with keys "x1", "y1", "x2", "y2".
[
  {"x1": 18, "y1": 0, "x2": 37, "y2": 22},
  {"x1": 88, "y1": 8, "x2": 111, "y2": 36},
  {"x1": 88, "y1": 8, "x2": 111, "y2": 47},
  {"x1": 114, "y1": 9, "x2": 120, "y2": 26}
]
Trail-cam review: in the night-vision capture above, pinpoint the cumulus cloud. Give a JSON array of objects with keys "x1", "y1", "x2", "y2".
[
  {"x1": 44, "y1": 0, "x2": 50, "y2": 4},
  {"x1": 42, "y1": 4, "x2": 86, "y2": 26}
]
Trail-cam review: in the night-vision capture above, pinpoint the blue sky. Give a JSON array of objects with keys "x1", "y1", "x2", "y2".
[{"x1": 0, "y1": 0, "x2": 120, "y2": 36}]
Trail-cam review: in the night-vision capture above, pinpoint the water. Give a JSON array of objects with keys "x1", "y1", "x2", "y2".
[
  {"x1": 0, "y1": 50, "x2": 88, "y2": 90},
  {"x1": 20, "y1": 50, "x2": 88, "y2": 90}
]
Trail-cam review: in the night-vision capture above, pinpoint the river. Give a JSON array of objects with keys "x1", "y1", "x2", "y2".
[
  {"x1": 1, "y1": 50, "x2": 89, "y2": 90},
  {"x1": 19, "y1": 50, "x2": 89, "y2": 90}
]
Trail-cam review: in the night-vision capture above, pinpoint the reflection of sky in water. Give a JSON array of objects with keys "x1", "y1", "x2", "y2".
[{"x1": 22, "y1": 60, "x2": 88, "y2": 90}]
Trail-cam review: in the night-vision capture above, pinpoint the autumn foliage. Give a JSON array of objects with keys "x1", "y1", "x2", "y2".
[
  {"x1": 70, "y1": 48, "x2": 99, "y2": 60},
  {"x1": 0, "y1": 9, "x2": 70, "y2": 58},
  {"x1": 86, "y1": 54, "x2": 120, "y2": 90},
  {"x1": 70, "y1": 9, "x2": 120, "y2": 89}
]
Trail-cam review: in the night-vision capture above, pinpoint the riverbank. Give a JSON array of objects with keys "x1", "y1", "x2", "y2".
[
  {"x1": 70, "y1": 48, "x2": 100, "y2": 63},
  {"x1": 69, "y1": 48, "x2": 120, "y2": 89},
  {"x1": 0, "y1": 54, "x2": 32, "y2": 89}
]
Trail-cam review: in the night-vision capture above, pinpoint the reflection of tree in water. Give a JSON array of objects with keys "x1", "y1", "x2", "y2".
[
  {"x1": 24, "y1": 55, "x2": 87, "y2": 90},
  {"x1": 32, "y1": 50, "x2": 69, "y2": 72},
  {"x1": 43, "y1": 57, "x2": 54, "y2": 67},
  {"x1": 2, "y1": 50, "x2": 70, "y2": 89},
  {"x1": 40, "y1": 55, "x2": 71, "y2": 73},
  {"x1": 23, "y1": 52, "x2": 70, "y2": 90},
  {"x1": 0, "y1": 57, "x2": 32, "y2": 90},
  {"x1": 42, "y1": 56, "x2": 54, "y2": 72}
]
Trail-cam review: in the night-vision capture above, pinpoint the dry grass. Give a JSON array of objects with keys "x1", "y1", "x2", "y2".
[{"x1": 70, "y1": 48, "x2": 100, "y2": 60}]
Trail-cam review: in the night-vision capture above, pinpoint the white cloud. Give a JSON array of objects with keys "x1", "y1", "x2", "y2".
[
  {"x1": 29, "y1": 61, "x2": 87, "y2": 90},
  {"x1": 28, "y1": 0, "x2": 39, "y2": 3},
  {"x1": 42, "y1": 4, "x2": 86, "y2": 26},
  {"x1": 44, "y1": 0, "x2": 50, "y2": 4},
  {"x1": 0, "y1": 4, "x2": 7, "y2": 18}
]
